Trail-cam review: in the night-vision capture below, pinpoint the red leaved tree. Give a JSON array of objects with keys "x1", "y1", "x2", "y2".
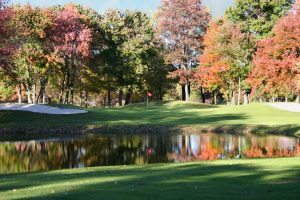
[
  {"x1": 50, "y1": 5, "x2": 92, "y2": 104},
  {"x1": 0, "y1": 0, "x2": 12, "y2": 69}
]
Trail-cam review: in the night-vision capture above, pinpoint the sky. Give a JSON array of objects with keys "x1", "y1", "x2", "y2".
[{"x1": 11, "y1": 0, "x2": 235, "y2": 17}]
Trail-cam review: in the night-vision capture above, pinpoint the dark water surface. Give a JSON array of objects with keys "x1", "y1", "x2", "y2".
[{"x1": 0, "y1": 133, "x2": 300, "y2": 173}]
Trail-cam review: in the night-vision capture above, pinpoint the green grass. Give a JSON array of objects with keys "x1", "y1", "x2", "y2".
[
  {"x1": 1, "y1": 101, "x2": 300, "y2": 134},
  {"x1": 1, "y1": 157, "x2": 300, "y2": 200}
]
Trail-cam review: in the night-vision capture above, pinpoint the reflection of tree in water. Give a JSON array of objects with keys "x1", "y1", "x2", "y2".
[
  {"x1": 0, "y1": 134, "x2": 299, "y2": 173},
  {"x1": 167, "y1": 134, "x2": 300, "y2": 162},
  {"x1": 0, "y1": 135, "x2": 174, "y2": 173}
]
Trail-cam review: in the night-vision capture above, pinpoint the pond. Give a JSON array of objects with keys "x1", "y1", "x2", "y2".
[{"x1": 0, "y1": 133, "x2": 300, "y2": 173}]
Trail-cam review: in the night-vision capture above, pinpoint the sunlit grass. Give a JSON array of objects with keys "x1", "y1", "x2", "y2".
[{"x1": 1, "y1": 101, "x2": 300, "y2": 135}]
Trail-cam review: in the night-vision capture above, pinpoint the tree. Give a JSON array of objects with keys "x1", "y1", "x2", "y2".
[
  {"x1": 0, "y1": 0, "x2": 13, "y2": 76},
  {"x1": 226, "y1": 0, "x2": 294, "y2": 38},
  {"x1": 248, "y1": 0, "x2": 300, "y2": 102},
  {"x1": 98, "y1": 9, "x2": 160, "y2": 106},
  {"x1": 11, "y1": 5, "x2": 53, "y2": 104},
  {"x1": 49, "y1": 4, "x2": 92, "y2": 104},
  {"x1": 157, "y1": 0, "x2": 211, "y2": 102},
  {"x1": 195, "y1": 19, "x2": 255, "y2": 105}
]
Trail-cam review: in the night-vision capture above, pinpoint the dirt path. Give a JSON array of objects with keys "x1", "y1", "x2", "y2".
[
  {"x1": 266, "y1": 103, "x2": 300, "y2": 113},
  {"x1": 0, "y1": 103, "x2": 88, "y2": 115}
]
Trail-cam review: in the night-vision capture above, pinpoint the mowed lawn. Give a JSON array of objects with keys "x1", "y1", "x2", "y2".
[
  {"x1": 0, "y1": 101, "x2": 300, "y2": 129},
  {"x1": 0, "y1": 157, "x2": 299, "y2": 200}
]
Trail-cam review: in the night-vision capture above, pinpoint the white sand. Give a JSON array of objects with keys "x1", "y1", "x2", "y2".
[
  {"x1": 266, "y1": 103, "x2": 300, "y2": 113},
  {"x1": 0, "y1": 103, "x2": 88, "y2": 115}
]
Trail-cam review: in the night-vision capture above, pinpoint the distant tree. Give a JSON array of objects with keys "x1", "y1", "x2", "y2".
[
  {"x1": 157, "y1": 0, "x2": 211, "y2": 102},
  {"x1": 226, "y1": 0, "x2": 294, "y2": 38}
]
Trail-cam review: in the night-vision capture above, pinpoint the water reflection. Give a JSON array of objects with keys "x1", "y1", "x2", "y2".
[{"x1": 0, "y1": 133, "x2": 299, "y2": 173}]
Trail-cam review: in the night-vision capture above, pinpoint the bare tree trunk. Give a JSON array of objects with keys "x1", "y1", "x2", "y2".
[
  {"x1": 185, "y1": 82, "x2": 189, "y2": 102},
  {"x1": 237, "y1": 77, "x2": 241, "y2": 105},
  {"x1": 17, "y1": 84, "x2": 22, "y2": 104},
  {"x1": 285, "y1": 95, "x2": 288, "y2": 103}
]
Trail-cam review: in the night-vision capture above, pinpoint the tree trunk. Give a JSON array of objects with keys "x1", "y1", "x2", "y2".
[
  {"x1": 125, "y1": 92, "x2": 131, "y2": 105},
  {"x1": 59, "y1": 74, "x2": 66, "y2": 104},
  {"x1": 159, "y1": 76, "x2": 163, "y2": 100},
  {"x1": 37, "y1": 78, "x2": 47, "y2": 104},
  {"x1": 243, "y1": 93, "x2": 248, "y2": 105},
  {"x1": 27, "y1": 89, "x2": 32, "y2": 104},
  {"x1": 295, "y1": 94, "x2": 300, "y2": 103},
  {"x1": 118, "y1": 90, "x2": 123, "y2": 106},
  {"x1": 285, "y1": 95, "x2": 288, "y2": 103},
  {"x1": 211, "y1": 90, "x2": 217, "y2": 105},
  {"x1": 185, "y1": 82, "x2": 189, "y2": 102},
  {"x1": 237, "y1": 77, "x2": 241, "y2": 106},
  {"x1": 213, "y1": 91, "x2": 217, "y2": 105},
  {"x1": 181, "y1": 85, "x2": 186, "y2": 101},
  {"x1": 200, "y1": 87, "x2": 205, "y2": 104},
  {"x1": 231, "y1": 91, "x2": 236, "y2": 105},
  {"x1": 79, "y1": 90, "x2": 83, "y2": 106},
  {"x1": 32, "y1": 84, "x2": 36, "y2": 104},
  {"x1": 70, "y1": 87, "x2": 74, "y2": 105},
  {"x1": 64, "y1": 60, "x2": 70, "y2": 104},
  {"x1": 85, "y1": 91, "x2": 88, "y2": 108},
  {"x1": 42, "y1": 90, "x2": 46, "y2": 104},
  {"x1": 107, "y1": 89, "x2": 111, "y2": 107},
  {"x1": 17, "y1": 84, "x2": 22, "y2": 104}
]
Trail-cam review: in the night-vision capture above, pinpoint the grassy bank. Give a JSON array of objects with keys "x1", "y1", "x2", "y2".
[
  {"x1": 1, "y1": 157, "x2": 300, "y2": 200},
  {"x1": 1, "y1": 101, "x2": 300, "y2": 135}
]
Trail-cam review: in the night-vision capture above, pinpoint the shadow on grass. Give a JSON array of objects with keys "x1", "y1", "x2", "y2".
[{"x1": 1, "y1": 159, "x2": 300, "y2": 200}]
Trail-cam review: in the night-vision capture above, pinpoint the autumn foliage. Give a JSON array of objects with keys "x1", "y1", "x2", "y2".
[
  {"x1": 248, "y1": 0, "x2": 300, "y2": 100},
  {"x1": 157, "y1": 0, "x2": 210, "y2": 101},
  {"x1": 1, "y1": 0, "x2": 300, "y2": 105}
]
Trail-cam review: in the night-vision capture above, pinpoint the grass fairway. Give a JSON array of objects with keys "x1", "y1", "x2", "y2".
[
  {"x1": 0, "y1": 157, "x2": 299, "y2": 200},
  {"x1": 1, "y1": 101, "x2": 300, "y2": 135}
]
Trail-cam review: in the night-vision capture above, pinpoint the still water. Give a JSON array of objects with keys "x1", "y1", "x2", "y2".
[{"x1": 0, "y1": 133, "x2": 299, "y2": 173}]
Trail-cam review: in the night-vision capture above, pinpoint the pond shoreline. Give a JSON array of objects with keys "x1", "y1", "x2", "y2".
[{"x1": 0, "y1": 124, "x2": 299, "y2": 139}]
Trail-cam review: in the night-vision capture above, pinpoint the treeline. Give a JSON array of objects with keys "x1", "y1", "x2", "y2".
[
  {"x1": 0, "y1": 0, "x2": 299, "y2": 106},
  {"x1": 0, "y1": 2, "x2": 172, "y2": 106},
  {"x1": 195, "y1": 0, "x2": 300, "y2": 105}
]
